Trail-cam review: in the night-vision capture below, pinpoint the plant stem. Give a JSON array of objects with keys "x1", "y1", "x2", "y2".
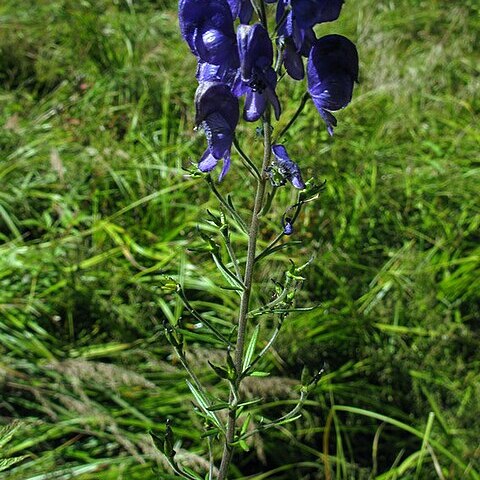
[
  {"x1": 207, "y1": 176, "x2": 248, "y2": 233},
  {"x1": 276, "y1": 92, "x2": 310, "y2": 141},
  {"x1": 233, "y1": 137, "x2": 261, "y2": 180},
  {"x1": 224, "y1": 237, "x2": 243, "y2": 281},
  {"x1": 217, "y1": 112, "x2": 272, "y2": 480}
]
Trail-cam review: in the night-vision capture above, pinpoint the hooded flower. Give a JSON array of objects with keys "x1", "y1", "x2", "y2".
[
  {"x1": 307, "y1": 34, "x2": 358, "y2": 135},
  {"x1": 196, "y1": 61, "x2": 238, "y2": 86},
  {"x1": 179, "y1": 0, "x2": 239, "y2": 82},
  {"x1": 227, "y1": 0, "x2": 254, "y2": 24},
  {"x1": 195, "y1": 82, "x2": 239, "y2": 180},
  {"x1": 275, "y1": 1, "x2": 315, "y2": 80},
  {"x1": 233, "y1": 23, "x2": 281, "y2": 122},
  {"x1": 275, "y1": 0, "x2": 343, "y2": 79},
  {"x1": 290, "y1": 0, "x2": 344, "y2": 29},
  {"x1": 271, "y1": 144, "x2": 305, "y2": 189},
  {"x1": 228, "y1": 0, "x2": 278, "y2": 24}
]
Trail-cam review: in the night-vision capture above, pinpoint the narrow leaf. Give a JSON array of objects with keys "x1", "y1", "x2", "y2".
[
  {"x1": 211, "y1": 252, "x2": 245, "y2": 291},
  {"x1": 208, "y1": 361, "x2": 229, "y2": 380},
  {"x1": 238, "y1": 398, "x2": 264, "y2": 408},
  {"x1": 274, "y1": 414, "x2": 302, "y2": 426},
  {"x1": 240, "y1": 413, "x2": 252, "y2": 436},
  {"x1": 201, "y1": 428, "x2": 220, "y2": 438},
  {"x1": 238, "y1": 439, "x2": 250, "y2": 452},
  {"x1": 182, "y1": 466, "x2": 204, "y2": 480},
  {"x1": 243, "y1": 324, "x2": 260, "y2": 372},
  {"x1": 0, "y1": 456, "x2": 28, "y2": 473},
  {"x1": 207, "y1": 403, "x2": 230, "y2": 412},
  {"x1": 186, "y1": 380, "x2": 222, "y2": 429}
]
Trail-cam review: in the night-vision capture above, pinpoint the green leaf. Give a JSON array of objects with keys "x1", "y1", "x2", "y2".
[
  {"x1": 274, "y1": 414, "x2": 302, "y2": 426},
  {"x1": 164, "y1": 420, "x2": 175, "y2": 458},
  {"x1": 182, "y1": 466, "x2": 204, "y2": 480},
  {"x1": 238, "y1": 397, "x2": 263, "y2": 408},
  {"x1": 238, "y1": 439, "x2": 250, "y2": 452},
  {"x1": 0, "y1": 456, "x2": 28, "y2": 473},
  {"x1": 186, "y1": 380, "x2": 222, "y2": 429},
  {"x1": 219, "y1": 285, "x2": 244, "y2": 291},
  {"x1": 242, "y1": 324, "x2": 260, "y2": 372},
  {"x1": 208, "y1": 361, "x2": 229, "y2": 380},
  {"x1": 200, "y1": 428, "x2": 220, "y2": 438},
  {"x1": 211, "y1": 251, "x2": 245, "y2": 292},
  {"x1": 207, "y1": 402, "x2": 230, "y2": 412},
  {"x1": 149, "y1": 425, "x2": 175, "y2": 459},
  {"x1": 240, "y1": 413, "x2": 252, "y2": 436},
  {"x1": 226, "y1": 350, "x2": 237, "y2": 380},
  {"x1": 256, "y1": 241, "x2": 302, "y2": 263}
]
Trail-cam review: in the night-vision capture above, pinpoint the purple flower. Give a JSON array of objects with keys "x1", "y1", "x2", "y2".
[
  {"x1": 228, "y1": 0, "x2": 278, "y2": 24},
  {"x1": 233, "y1": 24, "x2": 281, "y2": 122},
  {"x1": 290, "y1": 0, "x2": 344, "y2": 29},
  {"x1": 179, "y1": 0, "x2": 239, "y2": 79},
  {"x1": 195, "y1": 82, "x2": 239, "y2": 180},
  {"x1": 271, "y1": 144, "x2": 305, "y2": 189},
  {"x1": 283, "y1": 218, "x2": 294, "y2": 235},
  {"x1": 196, "y1": 61, "x2": 238, "y2": 86},
  {"x1": 275, "y1": 1, "x2": 316, "y2": 80},
  {"x1": 307, "y1": 34, "x2": 358, "y2": 135},
  {"x1": 227, "y1": 0, "x2": 254, "y2": 24}
]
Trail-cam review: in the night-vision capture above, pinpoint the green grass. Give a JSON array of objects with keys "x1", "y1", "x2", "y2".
[{"x1": 1, "y1": 0, "x2": 479, "y2": 478}]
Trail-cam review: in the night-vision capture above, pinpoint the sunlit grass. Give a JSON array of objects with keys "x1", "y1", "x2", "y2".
[{"x1": 0, "y1": 0, "x2": 479, "y2": 478}]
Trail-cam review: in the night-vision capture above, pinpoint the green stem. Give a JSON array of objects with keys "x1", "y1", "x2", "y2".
[
  {"x1": 177, "y1": 287, "x2": 229, "y2": 344},
  {"x1": 224, "y1": 236, "x2": 243, "y2": 281},
  {"x1": 233, "y1": 137, "x2": 261, "y2": 180},
  {"x1": 276, "y1": 92, "x2": 310, "y2": 141},
  {"x1": 217, "y1": 112, "x2": 272, "y2": 480},
  {"x1": 254, "y1": 231, "x2": 284, "y2": 262},
  {"x1": 207, "y1": 176, "x2": 248, "y2": 233},
  {"x1": 241, "y1": 321, "x2": 282, "y2": 378},
  {"x1": 174, "y1": 347, "x2": 223, "y2": 430},
  {"x1": 207, "y1": 436, "x2": 215, "y2": 480}
]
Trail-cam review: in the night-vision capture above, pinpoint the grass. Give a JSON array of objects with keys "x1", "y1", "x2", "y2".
[{"x1": 0, "y1": 0, "x2": 479, "y2": 478}]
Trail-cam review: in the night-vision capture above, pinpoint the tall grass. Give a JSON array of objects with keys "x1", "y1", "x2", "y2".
[{"x1": 0, "y1": 0, "x2": 479, "y2": 478}]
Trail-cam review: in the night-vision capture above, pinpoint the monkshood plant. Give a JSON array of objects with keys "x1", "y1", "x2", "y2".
[{"x1": 156, "y1": 1, "x2": 358, "y2": 478}]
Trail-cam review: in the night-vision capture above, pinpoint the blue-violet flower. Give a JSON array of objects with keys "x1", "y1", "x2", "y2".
[
  {"x1": 283, "y1": 218, "x2": 294, "y2": 235},
  {"x1": 275, "y1": 0, "x2": 344, "y2": 79},
  {"x1": 290, "y1": 0, "x2": 344, "y2": 29},
  {"x1": 227, "y1": 0, "x2": 254, "y2": 24},
  {"x1": 271, "y1": 144, "x2": 305, "y2": 189},
  {"x1": 234, "y1": 23, "x2": 281, "y2": 122},
  {"x1": 307, "y1": 34, "x2": 358, "y2": 135},
  {"x1": 179, "y1": 0, "x2": 239, "y2": 82},
  {"x1": 195, "y1": 82, "x2": 239, "y2": 180}
]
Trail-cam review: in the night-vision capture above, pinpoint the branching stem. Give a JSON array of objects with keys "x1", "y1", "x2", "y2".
[
  {"x1": 217, "y1": 111, "x2": 272, "y2": 480},
  {"x1": 207, "y1": 176, "x2": 248, "y2": 233},
  {"x1": 224, "y1": 236, "x2": 243, "y2": 281},
  {"x1": 276, "y1": 92, "x2": 310, "y2": 140},
  {"x1": 233, "y1": 137, "x2": 261, "y2": 180},
  {"x1": 173, "y1": 346, "x2": 223, "y2": 431}
]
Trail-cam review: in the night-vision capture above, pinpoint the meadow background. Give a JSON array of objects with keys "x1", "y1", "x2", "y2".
[{"x1": 0, "y1": 0, "x2": 479, "y2": 478}]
